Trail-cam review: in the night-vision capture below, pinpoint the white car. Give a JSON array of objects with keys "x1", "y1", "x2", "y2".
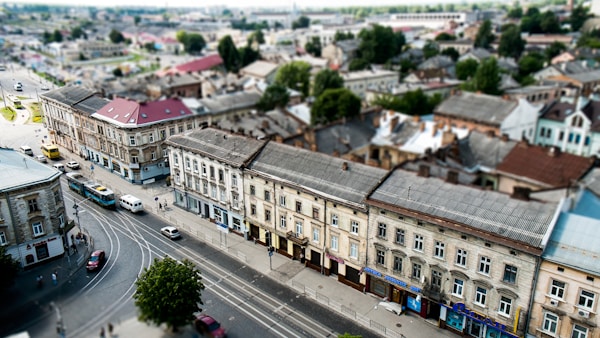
[
  {"x1": 66, "y1": 161, "x2": 80, "y2": 169},
  {"x1": 40, "y1": 84, "x2": 50, "y2": 91},
  {"x1": 378, "y1": 301, "x2": 403, "y2": 316},
  {"x1": 161, "y1": 226, "x2": 181, "y2": 239},
  {"x1": 14, "y1": 82, "x2": 22, "y2": 91},
  {"x1": 35, "y1": 155, "x2": 47, "y2": 163}
]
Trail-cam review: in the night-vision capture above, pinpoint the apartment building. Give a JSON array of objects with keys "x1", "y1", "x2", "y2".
[
  {"x1": 365, "y1": 168, "x2": 559, "y2": 338},
  {"x1": 165, "y1": 128, "x2": 267, "y2": 235},
  {"x1": 0, "y1": 149, "x2": 67, "y2": 267},
  {"x1": 342, "y1": 69, "x2": 399, "y2": 100},
  {"x1": 244, "y1": 141, "x2": 388, "y2": 291}
]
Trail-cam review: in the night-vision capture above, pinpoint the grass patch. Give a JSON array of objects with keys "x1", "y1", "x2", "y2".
[
  {"x1": 0, "y1": 106, "x2": 16, "y2": 121},
  {"x1": 28, "y1": 102, "x2": 43, "y2": 123}
]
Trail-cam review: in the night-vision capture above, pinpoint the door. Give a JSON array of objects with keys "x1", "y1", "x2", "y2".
[
  {"x1": 468, "y1": 319, "x2": 483, "y2": 337},
  {"x1": 293, "y1": 244, "x2": 302, "y2": 260},
  {"x1": 330, "y1": 260, "x2": 338, "y2": 275},
  {"x1": 203, "y1": 204, "x2": 209, "y2": 218}
]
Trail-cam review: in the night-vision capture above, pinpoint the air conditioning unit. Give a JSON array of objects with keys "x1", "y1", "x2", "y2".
[
  {"x1": 578, "y1": 309, "x2": 590, "y2": 318},
  {"x1": 549, "y1": 299, "x2": 559, "y2": 307}
]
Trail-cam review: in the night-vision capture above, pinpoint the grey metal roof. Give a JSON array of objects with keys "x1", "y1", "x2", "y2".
[
  {"x1": 165, "y1": 128, "x2": 266, "y2": 167},
  {"x1": 582, "y1": 168, "x2": 600, "y2": 197},
  {"x1": 0, "y1": 148, "x2": 62, "y2": 191},
  {"x1": 198, "y1": 91, "x2": 261, "y2": 114},
  {"x1": 568, "y1": 69, "x2": 600, "y2": 83},
  {"x1": 72, "y1": 96, "x2": 110, "y2": 115},
  {"x1": 248, "y1": 142, "x2": 389, "y2": 206},
  {"x1": 40, "y1": 85, "x2": 97, "y2": 106},
  {"x1": 368, "y1": 169, "x2": 558, "y2": 248},
  {"x1": 435, "y1": 92, "x2": 518, "y2": 126},
  {"x1": 458, "y1": 130, "x2": 518, "y2": 170}
]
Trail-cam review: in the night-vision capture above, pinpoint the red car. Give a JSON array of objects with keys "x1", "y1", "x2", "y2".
[
  {"x1": 86, "y1": 250, "x2": 106, "y2": 271},
  {"x1": 194, "y1": 314, "x2": 226, "y2": 338}
]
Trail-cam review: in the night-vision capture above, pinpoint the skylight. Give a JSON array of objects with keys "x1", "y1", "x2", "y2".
[
  {"x1": 108, "y1": 107, "x2": 114, "y2": 112},
  {"x1": 180, "y1": 110, "x2": 186, "y2": 115},
  {"x1": 165, "y1": 109, "x2": 171, "y2": 114},
  {"x1": 125, "y1": 113, "x2": 130, "y2": 118},
  {"x1": 113, "y1": 115, "x2": 119, "y2": 119},
  {"x1": 129, "y1": 118, "x2": 136, "y2": 123},
  {"x1": 141, "y1": 113, "x2": 148, "y2": 118}
]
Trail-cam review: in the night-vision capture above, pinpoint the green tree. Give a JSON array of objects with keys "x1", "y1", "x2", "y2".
[
  {"x1": 474, "y1": 19, "x2": 494, "y2": 49},
  {"x1": 292, "y1": 16, "x2": 310, "y2": 30},
  {"x1": 435, "y1": 32, "x2": 456, "y2": 41},
  {"x1": 52, "y1": 29, "x2": 63, "y2": 43},
  {"x1": 218, "y1": 35, "x2": 241, "y2": 73},
  {"x1": 521, "y1": 7, "x2": 542, "y2": 33},
  {"x1": 185, "y1": 34, "x2": 206, "y2": 54},
  {"x1": 109, "y1": 29, "x2": 124, "y2": 44},
  {"x1": 334, "y1": 30, "x2": 354, "y2": 41},
  {"x1": 275, "y1": 61, "x2": 311, "y2": 97},
  {"x1": 250, "y1": 29, "x2": 265, "y2": 45},
  {"x1": 113, "y1": 68, "x2": 123, "y2": 77},
  {"x1": 134, "y1": 15, "x2": 141, "y2": 26},
  {"x1": 507, "y1": 5, "x2": 523, "y2": 19},
  {"x1": 469, "y1": 57, "x2": 501, "y2": 95},
  {"x1": 144, "y1": 42, "x2": 157, "y2": 52},
  {"x1": 571, "y1": 4, "x2": 591, "y2": 32},
  {"x1": 43, "y1": 30, "x2": 52, "y2": 44},
  {"x1": 257, "y1": 84, "x2": 290, "y2": 111},
  {"x1": 348, "y1": 58, "x2": 370, "y2": 71},
  {"x1": 545, "y1": 41, "x2": 567, "y2": 61},
  {"x1": 311, "y1": 88, "x2": 361, "y2": 125},
  {"x1": 401, "y1": 89, "x2": 443, "y2": 115},
  {"x1": 357, "y1": 24, "x2": 405, "y2": 64},
  {"x1": 312, "y1": 69, "x2": 344, "y2": 98},
  {"x1": 540, "y1": 11, "x2": 561, "y2": 34},
  {"x1": 305, "y1": 36, "x2": 322, "y2": 57},
  {"x1": 518, "y1": 52, "x2": 545, "y2": 78},
  {"x1": 422, "y1": 40, "x2": 439, "y2": 59},
  {"x1": 0, "y1": 245, "x2": 19, "y2": 291},
  {"x1": 440, "y1": 47, "x2": 459, "y2": 62},
  {"x1": 399, "y1": 59, "x2": 417, "y2": 77},
  {"x1": 134, "y1": 256, "x2": 204, "y2": 332},
  {"x1": 498, "y1": 24, "x2": 525, "y2": 59},
  {"x1": 71, "y1": 26, "x2": 84, "y2": 40},
  {"x1": 239, "y1": 45, "x2": 259, "y2": 67}
]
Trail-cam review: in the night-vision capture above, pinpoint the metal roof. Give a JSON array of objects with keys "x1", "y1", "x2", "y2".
[
  {"x1": 40, "y1": 85, "x2": 97, "y2": 106},
  {"x1": 248, "y1": 142, "x2": 389, "y2": 206},
  {"x1": 0, "y1": 148, "x2": 62, "y2": 191},
  {"x1": 368, "y1": 169, "x2": 558, "y2": 248},
  {"x1": 435, "y1": 92, "x2": 518, "y2": 126}
]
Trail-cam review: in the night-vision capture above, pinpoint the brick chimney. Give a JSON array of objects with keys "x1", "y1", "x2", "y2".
[
  {"x1": 332, "y1": 149, "x2": 340, "y2": 157},
  {"x1": 418, "y1": 164, "x2": 430, "y2": 177},
  {"x1": 294, "y1": 140, "x2": 304, "y2": 148},
  {"x1": 501, "y1": 134, "x2": 509, "y2": 142},
  {"x1": 381, "y1": 153, "x2": 392, "y2": 170},
  {"x1": 548, "y1": 146, "x2": 560, "y2": 157},
  {"x1": 310, "y1": 143, "x2": 318, "y2": 152},
  {"x1": 412, "y1": 115, "x2": 421, "y2": 123},
  {"x1": 432, "y1": 125, "x2": 438, "y2": 136},
  {"x1": 486, "y1": 130, "x2": 495, "y2": 138},
  {"x1": 419, "y1": 122, "x2": 426, "y2": 132},
  {"x1": 275, "y1": 135, "x2": 284, "y2": 143},
  {"x1": 342, "y1": 162, "x2": 348, "y2": 171}
]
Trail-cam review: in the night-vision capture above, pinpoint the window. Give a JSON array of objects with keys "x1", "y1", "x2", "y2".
[
  {"x1": 312, "y1": 207, "x2": 319, "y2": 219},
  {"x1": 211, "y1": 185, "x2": 217, "y2": 199},
  {"x1": 331, "y1": 235, "x2": 338, "y2": 251},
  {"x1": 572, "y1": 324, "x2": 588, "y2": 338},
  {"x1": 32, "y1": 221, "x2": 44, "y2": 236},
  {"x1": 280, "y1": 215, "x2": 286, "y2": 228},
  {"x1": 209, "y1": 166, "x2": 215, "y2": 179},
  {"x1": 331, "y1": 214, "x2": 339, "y2": 227},
  {"x1": 295, "y1": 221, "x2": 303, "y2": 236},
  {"x1": 377, "y1": 249, "x2": 385, "y2": 265},
  {"x1": 540, "y1": 127, "x2": 546, "y2": 137},
  {"x1": 453, "y1": 279, "x2": 464, "y2": 297},
  {"x1": 149, "y1": 133, "x2": 154, "y2": 143},
  {"x1": 549, "y1": 280, "x2": 566, "y2": 299},
  {"x1": 131, "y1": 155, "x2": 139, "y2": 164},
  {"x1": 434, "y1": 241, "x2": 445, "y2": 259},
  {"x1": 431, "y1": 270, "x2": 442, "y2": 291},
  {"x1": 393, "y1": 256, "x2": 403, "y2": 273},
  {"x1": 193, "y1": 160, "x2": 198, "y2": 172},
  {"x1": 231, "y1": 174, "x2": 237, "y2": 187},
  {"x1": 478, "y1": 256, "x2": 491, "y2": 275},
  {"x1": 542, "y1": 312, "x2": 558, "y2": 334},
  {"x1": 350, "y1": 242, "x2": 358, "y2": 259},
  {"x1": 185, "y1": 157, "x2": 191, "y2": 170},
  {"x1": 53, "y1": 189, "x2": 61, "y2": 204},
  {"x1": 250, "y1": 204, "x2": 256, "y2": 216},
  {"x1": 160, "y1": 130, "x2": 166, "y2": 140},
  {"x1": 559, "y1": 131, "x2": 564, "y2": 141},
  {"x1": 220, "y1": 189, "x2": 226, "y2": 202},
  {"x1": 456, "y1": 248, "x2": 467, "y2": 267},
  {"x1": 414, "y1": 234, "x2": 423, "y2": 251},
  {"x1": 173, "y1": 154, "x2": 179, "y2": 166},
  {"x1": 202, "y1": 182, "x2": 208, "y2": 195},
  {"x1": 475, "y1": 287, "x2": 487, "y2": 306},
  {"x1": 498, "y1": 296, "x2": 512, "y2": 317},
  {"x1": 312, "y1": 228, "x2": 319, "y2": 242},
  {"x1": 264, "y1": 190, "x2": 271, "y2": 201},
  {"x1": 578, "y1": 290, "x2": 595, "y2": 309},
  {"x1": 0, "y1": 231, "x2": 6, "y2": 245},
  {"x1": 350, "y1": 221, "x2": 359, "y2": 234},
  {"x1": 279, "y1": 195, "x2": 286, "y2": 206},
  {"x1": 232, "y1": 194, "x2": 239, "y2": 208},
  {"x1": 412, "y1": 263, "x2": 421, "y2": 279},
  {"x1": 296, "y1": 201, "x2": 302, "y2": 213},
  {"x1": 265, "y1": 209, "x2": 271, "y2": 222},
  {"x1": 218, "y1": 169, "x2": 224, "y2": 182},
  {"x1": 395, "y1": 228, "x2": 405, "y2": 245},
  {"x1": 250, "y1": 185, "x2": 256, "y2": 196},
  {"x1": 201, "y1": 163, "x2": 207, "y2": 176},
  {"x1": 378, "y1": 222, "x2": 387, "y2": 238},
  {"x1": 28, "y1": 199, "x2": 39, "y2": 213},
  {"x1": 503, "y1": 265, "x2": 518, "y2": 284},
  {"x1": 129, "y1": 135, "x2": 136, "y2": 145}
]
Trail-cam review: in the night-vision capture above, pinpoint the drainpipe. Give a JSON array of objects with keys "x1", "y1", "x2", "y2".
[
  {"x1": 4, "y1": 191, "x2": 23, "y2": 267},
  {"x1": 321, "y1": 200, "x2": 327, "y2": 275},
  {"x1": 524, "y1": 256, "x2": 541, "y2": 337}
]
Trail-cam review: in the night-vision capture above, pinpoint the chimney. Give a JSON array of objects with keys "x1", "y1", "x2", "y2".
[
  {"x1": 548, "y1": 146, "x2": 560, "y2": 157},
  {"x1": 446, "y1": 170, "x2": 459, "y2": 184},
  {"x1": 310, "y1": 143, "x2": 318, "y2": 152},
  {"x1": 486, "y1": 130, "x2": 495, "y2": 138},
  {"x1": 501, "y1": 134, "x2": 509, "y2": 142},
  {"x1": 432, "y1": 125, "x2": 438, "y2": 136},
  {"x1": 262, "y1": 120, "x2": 270, "y2": 129},
  {"x1": 419, "y1": 122, "x2": 425, "y2": 132},
  {"x1": 412, "y1": 115, "x2": 421, "y2": 123},
  {"x1": 275, "y1": 134, "x2": 284, "y2": 143},
  {"x1": 294, "y1": 140, "x2": 304, "y2": 148},
  {"x1": 332, "y1": 149, "x2": 340, "y2": 157},
  {"x1": 373, "y1": 115, "x2": 381, "y2": 128},
  {"x1": 390, "y1": 116, "x2": 399, "y2": 133},
  {"x1": 418, "y1": 164, "x2": 430, "y2": 178},
  {"x1": 342, "y1": 162, "x2": 348, "y2": 171},
  {"x1": 511, "y1": 186, "x2": 531, "y2": 201},
  {"x1": 381, "y1": 153, "x2": 392, "y2": 170}
]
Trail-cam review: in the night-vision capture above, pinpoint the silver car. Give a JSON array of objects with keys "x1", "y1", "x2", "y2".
[{"x1": 161, "y1": 226, "x2": 181, "y2": 239}]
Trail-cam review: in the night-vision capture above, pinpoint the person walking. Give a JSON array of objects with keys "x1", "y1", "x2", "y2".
[
  {"x1": 36, "y1": 275, "x2": 43, "y2": 288},
  {"x1": 159, "y1": 203, "x2": 162, "y2": 210},
  {"x1": 51, "y1": 271, "x2": 57, "y2": 285},
  {"x1": 107, "y1": 322, "x2": 113, "y2": 337},
  {"x1": 99, "y1": 327, "x2": 105, "y2": 338}
]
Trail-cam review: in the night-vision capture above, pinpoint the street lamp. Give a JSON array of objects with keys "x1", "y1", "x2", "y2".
[
  {"x1": 266, "y1": 230, "x2": 274, "y2": 270},
  {"x1": 73, "y1": 201, "x2": 82, "y2": 234}
]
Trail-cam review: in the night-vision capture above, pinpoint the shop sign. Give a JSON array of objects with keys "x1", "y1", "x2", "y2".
[
  {"x1": 384, "y1": 275, "x2": 407, "y2": 288},
  {"x1": 452, "y1": 303, "x2": 508, "y2": 333},
  {"x1": 326, "y1": 253, "x2": 345, "y2": 264},
  {"x1": 409, "y1": 285, "x2": 422, "y2": 293},
  {"x1": 407, "y1": 295, "x2": 422, "y2": 312},
  {"x1": 362, "y1": 267, "x2": 382, "y2": 277}
]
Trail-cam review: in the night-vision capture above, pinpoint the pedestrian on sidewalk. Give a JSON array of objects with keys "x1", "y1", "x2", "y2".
[
  {"x1": 99, "y1": 327, "x2": 105, "y2": 338},
  {"x1": 52, "y1": 271, "x2": 57, "y2": 285},
  {"x1": 107, "y1": 322, "x2": 113, "y2": 336},
  {"x1": 71, "y1": 243, "x2": 78, "y2": 254},
  {"x1": 159, "y1": 203, "x2": 162, "y2": 210},
  {"x1": 36, "y1": 275, "x2": 43, "y2": 288}
]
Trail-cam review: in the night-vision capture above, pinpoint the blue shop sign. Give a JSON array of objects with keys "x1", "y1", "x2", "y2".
[
  {"x1": 363, "y1": 267, "x2": 382, "y2": 278},
  {"x1": 407, "y1": 295, "x2": 422, "y2": 312},
  {"x1": 409, "y1": 285, "x2": 422, "y2": 293},
  {"x1": 384, "y1": 275, "x2": 407, "y2": 288},
  {"x1": 449, "y1": 303, "x2": 518, "y2": 338}
]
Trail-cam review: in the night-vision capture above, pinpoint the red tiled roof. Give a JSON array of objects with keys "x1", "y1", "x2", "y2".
[
  {"x1": 496, "y1": 143, "x2": 595, "y2": 187},
  {"x1": 93, "y1": 97, "x2": 193, "y2": 127},
  {"x1": 156, "y1": 54, "x2": 223, "y2": 77}
]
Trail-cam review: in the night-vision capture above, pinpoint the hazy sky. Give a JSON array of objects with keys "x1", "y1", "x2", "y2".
[{"x1": 15, "y1": 0, "x2": 472, "y2": 9}]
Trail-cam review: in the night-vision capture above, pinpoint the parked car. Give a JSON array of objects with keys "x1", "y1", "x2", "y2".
[
  {"x1": 13, "y1": 82, "x2": 22, "y2": 91},
  {"x1": 86, "y1": 250, "x2": 106, "y2": 271},
  {"x1": 161, "y1": 226, "x2": 181, "y2": 239},
  {"x1": 35, "y1": 155, "x2": 47, "y2": 163},
  {"x1": 40, "y1": 84, "x2": 50, "y2": 91},
  {"x1": 66, "y1": 161, "x2": 80, "y2": 169},
  {"x1": 194, "y1": 314, "x2": 226, "y2": 338},
  {"x1": 52, "y1": 163, "x2": 65, "y2": 173}
]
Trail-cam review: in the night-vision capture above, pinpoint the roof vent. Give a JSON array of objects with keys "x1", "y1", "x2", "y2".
[
  {"x1": 129, "y1": 118, "x2": 135, "y2": 123},
  {"x1": 113, "y1": 115, "x2": 119, "y2": 119},
  {"x1": 108, "y1": 107, "x2": 114, "y2": 112},
  {"x1": 565, "y1": 109, "x2": 573, "y2": 115},
  {"x1": 180, "y1": 110, "x2": 186, "y2": 115},
  {"x1": 165, "y1": 109, "x2": 171, "y2": 114},
  {"x1": 141, "y1": 113, "x2": 147, "y2": 118}
]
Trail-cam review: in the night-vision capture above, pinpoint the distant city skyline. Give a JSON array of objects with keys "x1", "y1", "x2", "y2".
[{"x1": 13, "y1": 0, "x2": 490, "y2": 10}]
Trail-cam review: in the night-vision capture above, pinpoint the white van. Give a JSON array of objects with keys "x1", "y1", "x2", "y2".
[
  {"x1": 52, "y1": 163, "x2": 65, "y2": 172},
  {"x1": 119, "y1": 194, "x2": 144, "y2": 213},
  {"x1": 19, "y1": 145, "x2": 33, "y2": 156}
]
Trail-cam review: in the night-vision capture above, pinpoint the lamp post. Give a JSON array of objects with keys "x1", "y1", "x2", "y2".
[
  {"x1": 266, "y1": 230, "x2": 273, "y2": 270},
  {"x1": 73, "y1": 201, "x2": 82, "y2": 234}
]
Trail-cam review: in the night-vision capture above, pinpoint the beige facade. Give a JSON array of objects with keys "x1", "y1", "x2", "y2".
[
  {"x1": 342, "y1": 70, "x2": 399, "y2": 99},
  {"x1": 529, "y1": 261, "x2": 599, "y2": 338}
]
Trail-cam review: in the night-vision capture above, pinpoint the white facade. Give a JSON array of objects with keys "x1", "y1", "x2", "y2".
[
  {"x1": 500, "y1": 98, "x2": 542, "y2": 143},
  {"x1": 343, "y1": 70, "x2": 399, "y2": 100}
]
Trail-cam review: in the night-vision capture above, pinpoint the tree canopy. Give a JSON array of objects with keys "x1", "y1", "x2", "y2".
[
  {"x1": 218, "y1": 35, "x2": 241, "y2": 73},
  {"x1": 570, "y1": 4, "x2": 591, "y2": 32},
  {"x1": 0, "y1": 245, "x2": 19, "y2": 291},
  {"x1": 357, "y1": 24, "x2": 405, "y2": 65},
  {"x1": 474, "y1": 20, "x2": 494, "y2": 49},
  {"x1": 545, "y1": 41, "x2": 567, "y2": 61},
  {"x1": 133, "y1": 256, "x2": 204, "y2": 331},
  {"x1": 498, "y1": 24, "x2": 525, "y2": 59},
  {"x1": 275, "y1": 61, "x2": 312, "y2": 97},
  {"x1": 257, "y1": 84, "x2": 290, "y2": 111},
  {"x1": 109, "y1": 29, "x2": 125, "y2": 44},
  {"x1": 372, "y1": 89, "x2": 443, "y2": 116},
  {"x1": 435, "y1": 32, "x2": 456, "y2": 41},
  {"x1": 292, "y1": 16, "x2": 310, "y2": 30},
  {"x1": 440, "y1": 47, "x2": 459, "y2": 62},
  {"x1": 312, "y1": 69, "x2": 344, "y2": 98},
  {"x1": 334, "y1": 30, "x2": 354, "y2": 42},
  {"x1": 305, "y1": 36, "x2": 322, "y2": 57},
  {"x1": 71, "y1": 26, "x2": 85, "y2": 40},
  {"x1": 422, "y1": 41, "x2": 439, "y2": 59},
  {"x1": 176, "y1": 31, "x2": 206, "y2": 54},
  {"x1": 311, "y1": 88, "x2": 361, "y2": 125},
  {"x1": 462, "y1": 57, "x2": 501, "y2": 95},
  {"x1": 455, "y1": 59, "x2": 479, "y2": 81}
]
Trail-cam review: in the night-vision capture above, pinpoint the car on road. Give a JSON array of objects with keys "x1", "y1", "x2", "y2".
[
  {"x1": 66, "y1": 161, "x2": 80, "y2": 169},
  {"x1": 13, "y1": 82, "x2": 22, "y2": 91},
  {"x1": 86, "y1": 250, "x2": 106, "y2": 271},
  {"x1": 40, "y1": 84, "x2": 50, "y2": 91},
  {"x1": 161, "y1": 226, "x2": 181, "y2": 239},
  {"x1": 35, "y1": 155, "x2": 47, "y2": 163},
  {"x1": 194, "y1": 314, "x2": 226, "y2": 338}
]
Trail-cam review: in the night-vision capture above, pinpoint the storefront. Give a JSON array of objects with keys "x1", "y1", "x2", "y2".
[
  {"x1": 363, "y1": 267, "x2": 425, "y2": 316},
  {"x1": 326, "y1": 252, "x2": 344, "y2": 275},
  {"x1": 441, "y1": 303, "x2": 519, "y2": 338}
]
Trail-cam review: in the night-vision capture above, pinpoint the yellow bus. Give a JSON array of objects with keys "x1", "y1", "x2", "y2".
[{"x1": 40, "y1": 144, "x2": 60, "y2": 159}]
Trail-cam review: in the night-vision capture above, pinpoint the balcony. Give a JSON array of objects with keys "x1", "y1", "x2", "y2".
[{"x1": 286, "y1": 231, "x2": 309, "y2": 245}]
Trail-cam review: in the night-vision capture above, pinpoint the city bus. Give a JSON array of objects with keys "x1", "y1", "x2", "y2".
[
  {"x1": 40, "y1": 144, "x2": 60, "y2": 159},
  {"x1": 10, "y1": 97, "x2": 22, "y2": 109}
]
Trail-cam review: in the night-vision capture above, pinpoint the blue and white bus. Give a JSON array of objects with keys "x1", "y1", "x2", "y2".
[{"x1": 65, "y1": 173, "x2": 116, "y2": 209}]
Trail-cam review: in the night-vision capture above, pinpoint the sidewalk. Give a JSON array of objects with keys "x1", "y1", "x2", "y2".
[{"x1": 77, "y1": 157, "x2": 457, "y2": 338}]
